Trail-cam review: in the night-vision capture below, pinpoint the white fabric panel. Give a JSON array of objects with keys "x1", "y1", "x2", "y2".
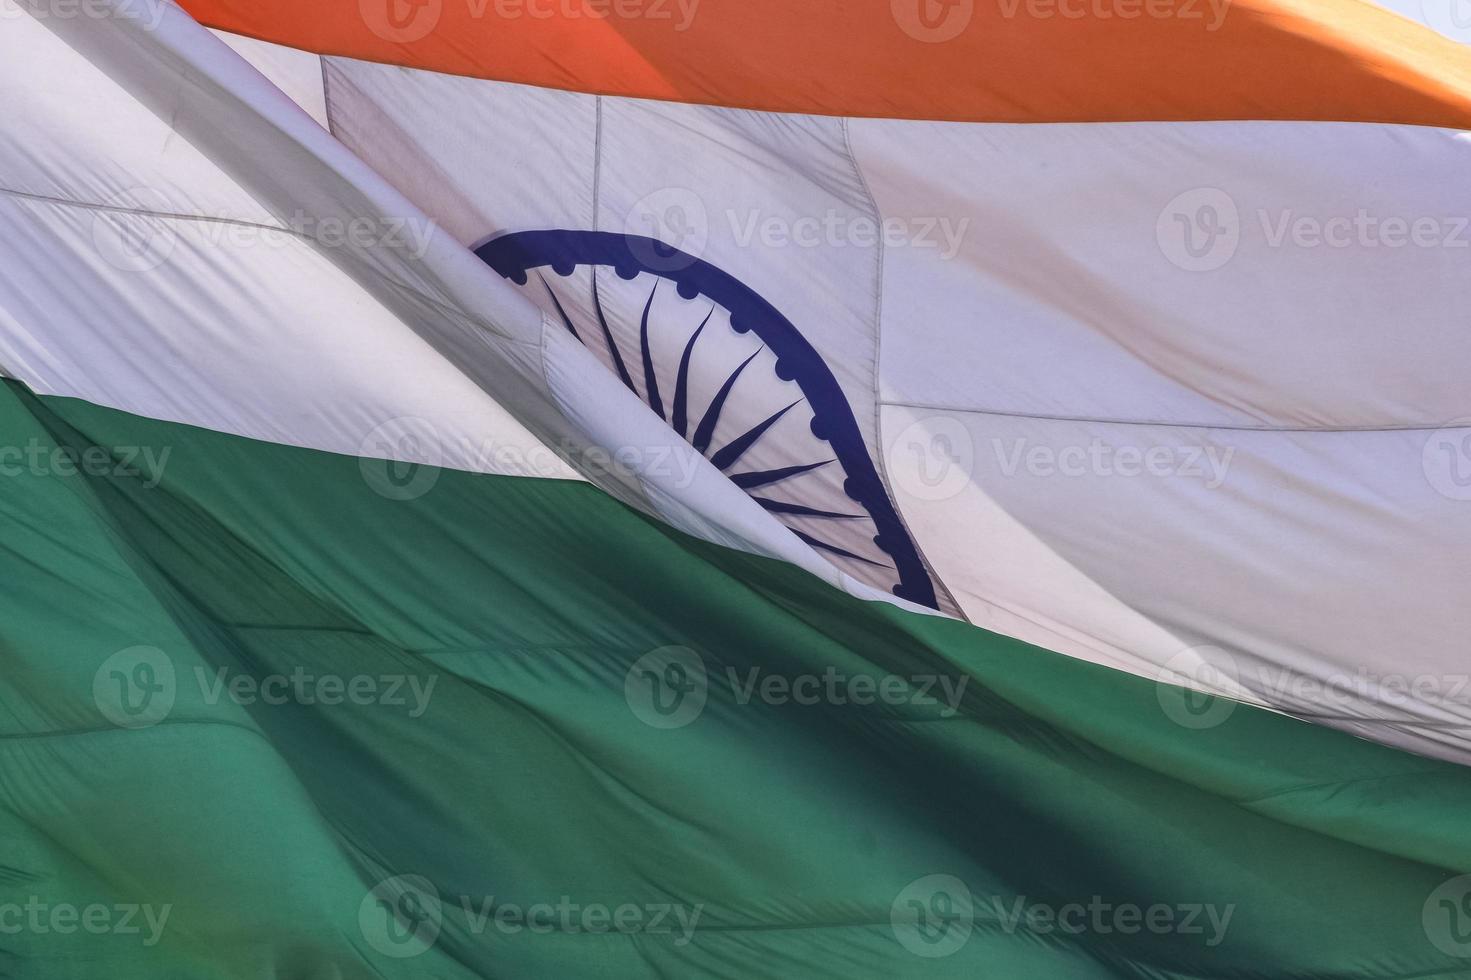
[
  {"x1": 321, "y1": 59, "x2": 596, "y2": 245},
  {"x1": 851, "y1": 118, "x2": 1471, "y2": 429},
  {"x1": 1, "y1": 11, "x2": 275, "y2": 226},
  {"x1": 0, "y1": 192, "x2": 577, "y2": 480},
  {"x1": 212, "y1": 30, "x2": 329, "y2": 130},
  {"x1": 880, "y1": 407, "x2": 1191, "y2": 677},
  {"x1": 883, "y1": 405, "x2": 1471, "y2": 758}
]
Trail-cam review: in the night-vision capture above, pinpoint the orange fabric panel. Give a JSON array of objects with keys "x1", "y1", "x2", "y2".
[{"x1": 183, "y1": 0, "x2": 1471, "y2": 125}]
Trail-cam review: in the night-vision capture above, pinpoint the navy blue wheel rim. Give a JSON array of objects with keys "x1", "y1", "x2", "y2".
[{"x1": 475, "y1": 229, "x2": 938, "y2": 610}]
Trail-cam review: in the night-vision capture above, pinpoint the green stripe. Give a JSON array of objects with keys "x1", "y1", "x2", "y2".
[{"x1": 1, "y1": 378, "x2": 1469, "y2": 979}]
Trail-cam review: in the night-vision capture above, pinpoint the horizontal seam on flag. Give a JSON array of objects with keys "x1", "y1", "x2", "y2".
[
  {"x1": 2, "y1": 183, "x2": 299, "y2": 237},
  {"x1": 219, "y1": 629, "x2": 652, "y2": 656},
  {"x1": 414, "y1": 642, "x2": 664, "y2": 655},
  {"x1": 1236, "y1": 767, "x2": 1455, "y2": 806},
  {"x1": 0, "y1": 718, "x2": 267, "y2": 742},
  {"x1": 881, "y1": 399, "x2": 1469, "y2": 433},
  {"x1": 319, "y1": 52, "x2": 335, "y2": 137},
  {"x1": 1281, "y1": 712, "x2": 1471, "y2": 730},
  {"x1": 221, "y1": 623, "x2": 377, "y2": 635},
  {"x1": 0, "y1": 184, "x2": 539, "y2": 350}
]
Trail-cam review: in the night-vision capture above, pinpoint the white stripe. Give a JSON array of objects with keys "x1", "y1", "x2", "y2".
[{"x1": 850, "y1": 117, "x2": 1471, "y2": 430}]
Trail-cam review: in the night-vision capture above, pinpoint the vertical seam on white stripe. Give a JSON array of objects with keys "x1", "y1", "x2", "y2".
[
  {"x1": 591, "y1": 95, "x2": 603, "y2": 232},
  {"x1": 841, "y1": 116, "x2": 886, "y2": 450},
  {"x1": 841, "y1": 116, "x2": 963, "y2": 619},
  {"x1": 318, "y1": 55, "x2": 335, "y2": 137}
]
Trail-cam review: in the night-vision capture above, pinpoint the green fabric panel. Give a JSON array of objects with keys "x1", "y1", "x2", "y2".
[{"x1": 1, "y1": 378, "x2": 1469, "y2": 979}]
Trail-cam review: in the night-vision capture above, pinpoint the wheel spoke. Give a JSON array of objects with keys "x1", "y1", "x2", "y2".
[
  {"x1": 539, "y1": 273, "x2": 580, "y2": 341},
  {"x1": 753, "y1": 497, "x2": 864, "y2": 520},
  {"x1": 591, "y1": 267, "x2": 635, "y2": 393},
  {"x1": 671, "y1": 307, "x2": 713, "y2": 439},
  {"x1": 638, "y1": 280, "x2": 664, "y2": 419},
  {"x1": 692, "y1": 348, "x2": 762, "y2": 455},
  {"x1": 728, "y1": 459, "x2": 832, "y2": 490},
  {"x1": 709, "y1": 400, "x2": 799, "y2": 472},
  {"x1": 784, "y1": 527, "x2": 889, "y2": 567}
]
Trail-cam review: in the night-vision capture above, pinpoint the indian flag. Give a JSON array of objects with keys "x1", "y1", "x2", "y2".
[{"x1": 3, "y1": 0, "x2": 1471, "y2": 975}]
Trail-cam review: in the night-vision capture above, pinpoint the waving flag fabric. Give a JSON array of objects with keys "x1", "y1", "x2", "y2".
[
  {"x1": 3, "y1": 0, "x2": 1471, "y2": 977},
  {"x1": 185, "y1": 0, "x2": 1471, "y2": 760}
]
